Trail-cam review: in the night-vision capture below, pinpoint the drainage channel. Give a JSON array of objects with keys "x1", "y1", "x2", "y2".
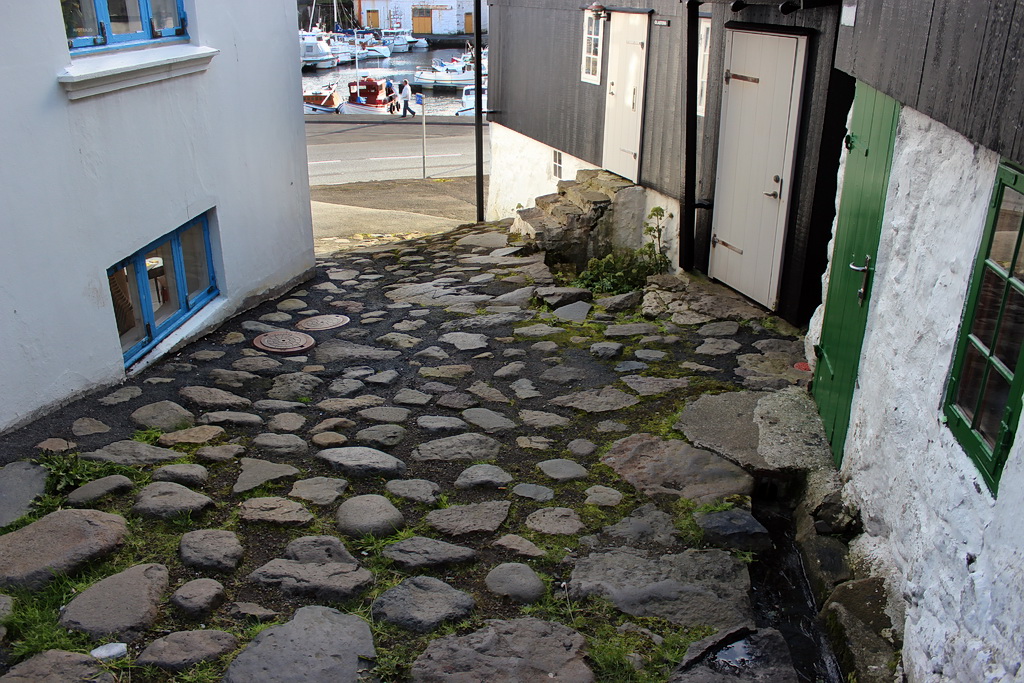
[{"x1": 746, "y1": 476, "x2": 844, "y2": 683}]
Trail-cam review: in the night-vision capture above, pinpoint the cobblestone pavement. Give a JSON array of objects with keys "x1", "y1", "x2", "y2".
[{"x1": 0, "y1": 221, "x2": 832, "y2": 682}]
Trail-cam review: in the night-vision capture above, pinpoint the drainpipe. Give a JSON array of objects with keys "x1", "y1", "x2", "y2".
[{"x1": 681, "y1": 0, "x2": 701, "y2": 271}]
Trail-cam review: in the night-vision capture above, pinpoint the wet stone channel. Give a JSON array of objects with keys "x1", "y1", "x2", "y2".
[{"x1": 0, "y1": 221, "x2": 843, "y2": 681}]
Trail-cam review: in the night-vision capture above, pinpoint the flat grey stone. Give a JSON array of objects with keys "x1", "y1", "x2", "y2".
[
  {"x1": 417, "y1": 415, "x2": 468, "y2": 432},
  {"x1": 621, "y1": 375, "x2": 691, "y2": 396},
  {"x1": 99, "y1": 386, "x2": 143, "y2": 406},
  {"x1": 285, "y1": 536, "x2": 358, "y2": 564},
  {"x1": 549, "y1": 386, "x2": 640, "y2": 412},
  {"x1": 605, "y1": 323, "x2": 659, "y2": 337},
  {"x1": 153, "y1": 464, "x2": 209, "y2": 488},
  {"x1": 531, "y1": 341, "x2": 559, "y2": 353},
  {"x1": 223, "y1": 606, "x2": 375, "y2": 683},
  {"x1": 355, "y1": 424, "x2": 408, "y2": 447},
  {"x1": 485, "y1": 563, "x2": 545, "y2": 603},
  {"x1": 80, "y1": 440, "x2": 181, "y2": 466},
  {"x1": 517, "y1": 436, "x2": 554, "y2": 450},
  {"x1": 248, "y1": 558, "x2": 371, "y2": 602},
  {"x1": 71, "y1": 417, "x2": 111, "y2": 436},
  {"x1": 289, "y1": 477, "x2": 349, "y2": 505},
  {"x1": 209, "y1": 369, "x2": 260, "y2": 388},
  {"x1": 60, "y1": 564, "x2": 167, "y2": 641},
  {"x1": 253, "y1": 399, "x2": 308, "y2": 411},
  {"x1": 569, "y1": 547, "x2": 752, "y2": 629},
  {"x1": 233, "y1": 458, "x2": 299, "y2": 494},
  {"x1": 179, "y1": 386, "x2": 252, "y2": 410},
  {"x1": 568, "y1": 439, "x2": 597, "y2": 457},
  {"x1": 696, "y1": 508, "x2": 773, "y2": 553},
  {"x1": 315, "y1": 339, "x2": 403, "y2": 363},
  {"x1": 539, "y1": 366, "x2": 587, "y2": 385},
  {"x1": 584, "y1": 485, "x2": 623, "y2": 506},
  {"x1": 376, "y1": 332, "x2": 423, "y2": 349},
  {"x1": 696, "y1": 338, "x2": 743, "y2": 355},
  {"x1": 328, "y1": 378, "x2": 365, "y2": 397},
  {"x1": 276, "y1": 298, "x2": 307, "y2": 311},
  {"x1": 426, "y1": 500, "x2": 512, "y2": 535},
  {"x1": 553, "y1": 301, "x2": 592, "y2": 322},
  {"x1": 251, "y1": 433, "x2": 308, "y2": 456},
  {"x1": 519, "y1": 410, "x2": 570, "y2": 429},
  {"x1": 372, "y1": 576, "x2": 475, "y2": 633},
  {"x1": 467, "y1": 381, "x2": 511, "y2": 403},
  {"x1": 156, "y1": 425, "x2": 224, "y2": 447},
  {"x1": 180, "y1": 530, "x2": 243, "y2": 572},
  {"x1": 336, "y1": 494, "x2": 405, "y2": 537},
  {"x1": 316, "y1": 446, "x2": 407, "y2": 477},
  {"x1": 136, "y1": 630, "x2": 238, "y2": 671},
  {"x1": 674, "y1": 391, "x2": 768, "y2": 470},
  {"x1": 512, "y1": 483, "x2": 555, "y2": 501},
  {"x1": 590, "y1": 342, "x2": 624, "y2": 359},
  {"x1": 414, "y1": 345, "x2": 451, "y2": 360},
  {"x1": 535, "y1": 287, "x2": 592, "y2": 307},
  {"x1": 132, "y1": 482, "x2": 213, "y2": 519},
  {"x1": 358, "y1": 406, "x2": 411, "y2": 423},
  {"x1": 698, "y1": 321, "x2": 741, "y2": 337},
  {"x1": 267, "y1": 412, "x2": 306, "y2": 432},
  {"x1": 67, "y1": 474, "x2": 134, "y2": 507},
  {"x1": 437, "y1": 392, "x2": 479, "y2": 409},
  {"x1": 615, "y1": 361, "x2": 648, "y2": 372},
  {"x1": 196, "y1": 444, "x2": 246, "y2": 462},
  {"x1": 753, "y1": 386, "x2": 833, "y2": 471},
  {"x1": 635, "y1": 349, "x2": 668, "y2": 361},
  {"x1": 0, "y1": 510, "x2": 127, "y2": 589},
  {"x1": 412, "y1": 433, "x2": 500, "y2": 462},
  {"x1": 1, "y1": 650, "x2": 115, "y2": 682},
  {"x1": 595, "y1": 291, "x2": 642, "y2": 312},
  {"x1": 171, "y1": 578, "x2": 225, "y2": 617},
  {"x1": 395, "y1": 388, "x2": 433, "y2": 405},
  {"x1": 411, "y1": 618, "x2": 593, "y2": 682},
  {"x1": 462, "y1": 408, "x2": 516, "y2": 433},
  {"x1": 420, "y1": 381, "x2": 458, "y2": 393},
  {"x1": 493, "y1": 361, "x2": 526, "y2": 378},
  {"x1": 439, "y1": 332, "x2": 490, "y2": 351},
  {"x1": 602, "y1": 503, "x2": 680, "y2": 547},
  {"x1": 317, "y1": 395, "x2": 387, "y2": 413},
  {"x1": 419, "y1": 364, "x2": 474, "y2": 380},
  {"x1": 455, "y1": 464, "x2": 513, "y2": 489},
  {"x1": 515, "y1": 323, "x2": 564, "y2": 337},
  {"x1": 199, "y1": 410, "x2": 265, "y2": 427},
  {"x1": 386, "y1": 479, "x2": 441, "y2": 504},
  {"x1": 525, "y1": 507, "x2": 584, "y2": 535},
  {"x1": 490, "y1": 286, "x2": 536, "y2": 307},
  {"x1": 130, "y1": 401, "x2": 194, "y2": 431},
  {"x1": 602, "y1": 433, "x2": 753, "y2": 503},
  {"x1": 232, "y1": 356, "x2": 283, "y2": 373},
  {"x1": 383, "y1": 536, "x2": 477, "y2": 570},
  {"x1": 537, "y1": 459, "x2": 588, "y2": 482},
  {"x1": 365, "y1": 369, "x2": 401, "y2": 385},
  {"x1": 492, "y1": 534, "x2": 546, "y2": 558},
  {"x1": 509, "y1": 379, "x2": 542, "y2": 399},
  {"x1": 238, "y1": 497, "x2": 313, "y2": 525},
  {"x1": 0, "y1": 462, "x2": 47, "y2": 527}
]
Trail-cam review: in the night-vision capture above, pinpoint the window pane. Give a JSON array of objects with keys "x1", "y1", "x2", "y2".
[
  {"x1": 993, "y1": 285, "x2": 1024, "y2": 373},
  {"x1": 108, "y1": 265, "x2": 146, "y2": 352},
  {"x1": 977, "y1": 369, "x2": 1012, "y2": 449},
  {"x1": 145, "y1": 243, "x2": 180, "y2": 327},
  {"x1": 970, "y1": 267, "x2": 1005, "y2": 350},
  {"x1": 992, "y1": 186, "x2": 1024, "y2": 270},
  {"x1": 181, "y1": 224, "x2": 211, "y2": 303},
  {"x1": 108, "y1": 0, "x2": 143, "y2": 35},
  {"x1": 150, "y1": 0, "x2": 180, "y2": 31},
  {"x1": 62, "y1": 0, "x2": 99, "y2": 39},
  {"x1": 955, "y1": 343, "x2": 988, "y2": 425}
]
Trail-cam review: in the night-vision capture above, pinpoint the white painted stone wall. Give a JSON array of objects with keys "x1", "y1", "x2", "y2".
[
  {"x1": 0, "y1": 1, "x2": 314, "y2": 432},
  {"x1": 360, "y1": 0, "x2": 487, "y2": 34},
  {"x1": 829, "y1": 106, "x2": 1024, "y2": 681}
]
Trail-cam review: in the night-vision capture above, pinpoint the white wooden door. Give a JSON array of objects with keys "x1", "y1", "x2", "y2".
[
  {"x1": 602, "y1": 12, "x2": 649, "y2": 182},
  {"x1": 709, "y1": 29, "x2": 807, "y2": 308}
]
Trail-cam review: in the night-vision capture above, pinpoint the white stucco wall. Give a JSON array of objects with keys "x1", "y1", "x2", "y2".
[
  {"x1": 834, "y1": 106, "x2": 1024, "y2": 681},
  {"x1": 0, "y1": 1, "x2": 314, "y2": 432},
  {"x1": 360, "y1": 0, "x2": 488, "y2": 34}
]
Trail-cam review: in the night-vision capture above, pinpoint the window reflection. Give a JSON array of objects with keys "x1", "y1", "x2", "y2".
[
  {"x1": 108, "y1": 265, "x2": 145, "y2": 352},
  {"x1": 181, "y1": 225, "x2": 211, "y2": 302},
  {"x1": 150, "y1": 0, "x2": 179, "y2": 31},
  {"x1": 145, "y1": 243, "x2": 179, "y2": 327},
  {"x1": 108, "y1": 0, "x2": 143, "y2": 35},
  {"x1": 62, "y1": 0, "x2": 99, "y2": 39},
  {"x1": 991, "y1": 186, "x2": 1024, "y2": 270}
]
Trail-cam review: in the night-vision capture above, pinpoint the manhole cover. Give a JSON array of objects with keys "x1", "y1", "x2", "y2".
[
  {"x1": 295, "y1": 314, "x2": 351, "y2": 331},
  {"x1": 253, "y1": 330, "x2": 316, "y2": 354}
]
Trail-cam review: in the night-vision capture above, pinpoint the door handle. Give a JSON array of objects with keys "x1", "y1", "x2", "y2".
[
  {"x1": 763, "y1": 191, "x2": 779, "y2": 198},
  {"x1": 849, "y1": 255, "x2": 872, "y2": 306},
  {"x1": 632, "y1": 87, "x2": 637, "y2": 111}
]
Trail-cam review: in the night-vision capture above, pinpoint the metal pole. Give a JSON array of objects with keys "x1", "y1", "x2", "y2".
[
  {"x1": 421, "y1": 92, "x2": 427, "y2": 179},
  {"x1": 473, "y1": 0, "x2": 484, "y2": 222},
  {"x1": 682, "y1": 0, "x2": 701, "y2": 272}
]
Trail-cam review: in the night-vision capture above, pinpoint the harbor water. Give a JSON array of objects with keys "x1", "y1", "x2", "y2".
[{"x1": 301, "y1": 47, "x2": 478, "y2": 116}]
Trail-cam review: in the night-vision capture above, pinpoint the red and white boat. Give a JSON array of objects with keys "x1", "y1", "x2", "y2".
[{"x1": 337, "y1": 78, "x2": 394, "y2": 115}]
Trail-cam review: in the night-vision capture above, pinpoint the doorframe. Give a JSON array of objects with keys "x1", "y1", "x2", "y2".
[{"x1": 708, "y1": 27, "x2": 808, "y2": 309}]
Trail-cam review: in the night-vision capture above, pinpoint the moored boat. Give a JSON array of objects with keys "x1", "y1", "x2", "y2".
[
  {"x1": 454, "y1": 83, "x2": 488, "y2": 116},
  {"x1": 337, "y1": 77, "x2": 392, "y2": 114},
  {"x1": 299, "y1": 31, "x2": 338, "y2": 70},
  {"x1": 303, "y1": 83, "x2": 344, "y2": 114}
]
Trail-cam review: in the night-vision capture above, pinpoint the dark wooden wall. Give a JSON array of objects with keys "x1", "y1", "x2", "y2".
[
  {"x1": 836, "y1": 0, "x2": 1024, "y2": 166},
  {"x1": 488, "y1": 0, "x2": 687, "y2": 198}
]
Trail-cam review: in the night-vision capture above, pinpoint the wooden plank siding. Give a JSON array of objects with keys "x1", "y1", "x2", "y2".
[{"x1": 835, "y1": 0, "x2": 1024, "y2": 165}]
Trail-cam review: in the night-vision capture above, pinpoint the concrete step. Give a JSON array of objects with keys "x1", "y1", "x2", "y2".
[{"x1": 511, "y1": 206, "x2": 560, "y2": 241}]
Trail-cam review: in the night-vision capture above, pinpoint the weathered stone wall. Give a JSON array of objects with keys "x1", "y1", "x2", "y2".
[{"x1": 824, "y1": 105, "x2": 1024, "y2": 681}]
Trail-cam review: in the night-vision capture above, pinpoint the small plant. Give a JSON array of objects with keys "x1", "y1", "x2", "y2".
[
  {"x1": 132, "y1": 428, "x2": 163, "y2": 445},
  {"x1": 572, "y1": 207, "x2": 672, "y2": 295},
  {"x1": 296, "y1": 396, "x2": 313, "y2": 404}
]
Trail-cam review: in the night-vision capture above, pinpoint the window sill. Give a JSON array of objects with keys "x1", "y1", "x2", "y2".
[{"x1": 58, "y1": 44, "x2": 219, "y2": 100}]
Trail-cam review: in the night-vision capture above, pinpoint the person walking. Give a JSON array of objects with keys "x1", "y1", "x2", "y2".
[{"x1": 399, "y1": 79, "x2": 415, "y2": 118}]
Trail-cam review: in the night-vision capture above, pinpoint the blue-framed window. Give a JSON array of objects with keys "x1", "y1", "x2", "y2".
[
  {"x1": 107, "y1": 214, "x2": 217, "y2": 366},
  {"x1": 61, "y1": 0, "x2": 187, "y2": 51}
]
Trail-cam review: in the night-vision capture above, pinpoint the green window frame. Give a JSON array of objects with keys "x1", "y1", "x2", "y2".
[{"x1": 945, "y1": 164, "x2": 1024, "y2": 495}]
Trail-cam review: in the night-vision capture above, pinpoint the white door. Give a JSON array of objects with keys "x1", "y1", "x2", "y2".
[
  {"x1": 602, "y1": 12, "x2": 649, "y2": 182},
  {"x1": 709, "y1": 29, "x2": 807, "y2": 308}
]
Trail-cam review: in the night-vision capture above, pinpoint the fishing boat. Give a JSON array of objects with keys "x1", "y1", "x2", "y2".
[
  {"x1": 414, "y1": 57, "x2": 481, "y2": 87},
  {"x1": 299, "y1": 31, "x2": 338, "y2": 70},
  {"x1": 303, "y1": 83, "x2": 344, "y2": 114},
  {"x1": 337, "y1": 77, "x2": 392, "y2": 114},
  {"x1": 454, "y1": 83, "x2": 488, "y2": 116}
]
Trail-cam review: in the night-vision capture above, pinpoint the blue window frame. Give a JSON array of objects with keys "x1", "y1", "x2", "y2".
[
  {"x1": 107, "y1": 214, "x2": 217, "y2": 366},
  {"x1": 62, "y1": 0, "x2": 187, "y2": 52}
]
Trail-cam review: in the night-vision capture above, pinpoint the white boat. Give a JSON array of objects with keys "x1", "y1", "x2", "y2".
[
  {"x1": 303, "y1": 83, "x2": 343, "y2": 114},
  {"x1": 414, "y1": 56, "x2": 483, "y2": 87},
  {"x1": 364, "y1": 43, "x2": 391, "y2": 59},
  {"x1": 380, "y1": 30, "x2": 409, "y2": 53},
  {"x1": 455, "y1": 83, "x2": 488, "y2": 116},
  {"x1": 299, "y1": 31, "x2": 338, "y2": 70},
  {"x1": 328, "y1": 35, "x2": 355, "y2": 63}
]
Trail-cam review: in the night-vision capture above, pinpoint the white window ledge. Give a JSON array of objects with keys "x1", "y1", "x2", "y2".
[{"x1": 58, "y1": 44, "x2": 219, "y2": 100}]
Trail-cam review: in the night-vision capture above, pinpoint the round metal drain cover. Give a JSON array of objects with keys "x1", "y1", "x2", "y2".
[
  {"x1": 295, "y1": 314, "x2": 351, "y2": 331},
  {"x1": 252, "y1": 330, "x2": 316, "y2": 354}
]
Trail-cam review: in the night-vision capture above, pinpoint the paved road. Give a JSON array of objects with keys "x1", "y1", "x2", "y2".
[{"x1": 305, "y1": 114, "x2": 490, "y2": 185}]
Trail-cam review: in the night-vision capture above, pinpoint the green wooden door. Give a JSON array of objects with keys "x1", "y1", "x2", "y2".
[{"x1": 813, "y1": 83, "x2": 900, "y2": 464}]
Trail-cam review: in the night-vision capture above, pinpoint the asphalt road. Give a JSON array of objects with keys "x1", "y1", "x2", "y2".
[{"x1": 305, "y1": 114, "x2": 490, "y2": 185}]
